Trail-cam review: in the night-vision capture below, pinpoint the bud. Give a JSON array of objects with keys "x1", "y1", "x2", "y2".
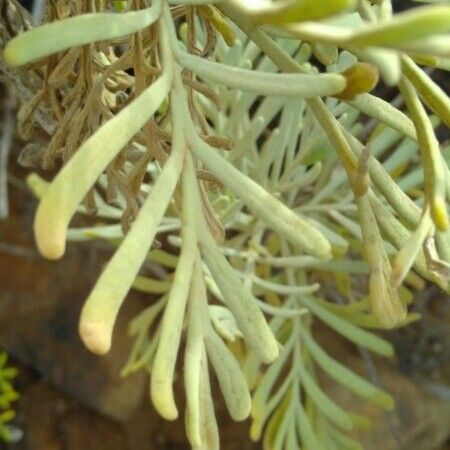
[{"x1": 335, "y1": 62, "x2": 379, "y2": 101}]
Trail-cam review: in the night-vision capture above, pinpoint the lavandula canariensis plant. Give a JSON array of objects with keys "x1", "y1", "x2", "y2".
[{"x1": 2, "y1": 0, "x2": 450, "y2": 448}]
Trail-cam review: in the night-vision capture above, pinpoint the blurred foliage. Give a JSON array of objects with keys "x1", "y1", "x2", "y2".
[{"x1": 0, "y1": 352, "x2": 19, "y2": 442}]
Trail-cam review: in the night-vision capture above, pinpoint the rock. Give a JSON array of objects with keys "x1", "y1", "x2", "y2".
[
  {"x1": 12, "y1": 382, "x2": 127, "y2": 450},
  {"x1": 0, "y1": 183, "x2": 147, "y2": 422}
]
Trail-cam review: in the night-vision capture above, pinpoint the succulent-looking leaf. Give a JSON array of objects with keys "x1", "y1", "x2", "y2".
[
  {"x1": 78, "y1": 130, "x2": 185, "y2": 355},
  {"x1": 151, "y1": 160, "x2": 197, "y2": 421},
  {"x1": 245, "y1": 0, "x2": 356, "y2": 25},
  {"x1": 176, "y1": 50, "x2": 347, "y2": 98},
  {"x1": 298, "y1": 295, "x2": 394, "y2": 356},
  {"x1": 356, "y1": 195, "x2": 407, "y2": 328},
  {"x1": 34, "y1": 70, "x2": 172, "y2": 260},
  {"x1": 4, "y1": 1, "x2": 162, "y2": 66},
  {"x1": 400, "y1": 77, "x2": 449, "y2": 231},
  {"x1": 198, "y1": 231, "x2": 279, "y2": 364},
  {"x1": 185, "y1": 258, "x2": 207, "y2": 448},
  {"x1": 391, "y1": 207, "x2": 433, "y2": 288},
  {"x1": 205, "y1": 328, "x2": 251, "y2": 421}
]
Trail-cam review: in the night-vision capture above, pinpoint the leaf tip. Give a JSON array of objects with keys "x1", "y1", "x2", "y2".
[
  {"x1": 79, "y1": 320, "x2": 111, "y2": 355},
  {"x1": 151, "y1": 381, "x2": 179, "y2": 421},
  {"x1": 432, "y1": 197, "x2": 449, "y2": 231},
  {"x1": 34, "y1": 205, "x2": 67, "y2": 260},
  {"x1": 335, "y1": 62, "x2": 379, "y2": 101},
  {"x1": 3, "y1": 37, "x2": 26, "y2": 67}
]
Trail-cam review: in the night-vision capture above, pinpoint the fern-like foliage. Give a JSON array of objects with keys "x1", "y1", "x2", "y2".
[{"x1": 3, "y1": 1, "x2": 450, "y2": 449}]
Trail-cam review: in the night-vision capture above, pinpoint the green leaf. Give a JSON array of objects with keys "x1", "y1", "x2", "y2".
[
  {"x1": 132, "y1": 276, "x2": 172, "y2": 294},
  {"x1": 4, "y1": 1, "x2": 162, "y2": 66},
  {"x1": 34, "y1": 68, "x2": 172, "y2": 260},
  {"x1": 209, "y1": 305, "x2": 243, "y2": 342},
  {"x1": 184, "y1": 258, "x2": 206, "y2": 448},
  {"x1": 402, "y1": 55, "x2": 450, "y2": 129},
  {"x1": 205, "y1": 328, "x2": 251, "y2": 421},
  {"x1": 78, "y1": 123, "x2": 185, "y2": 355},
  {"x1": 299, "y1": 326, "x2": 394, "y2": 409},
  {"x1": 295, "y1": 397, "x2": 324, "y2": 450},
  {"x1": 348, "y1": 94, "x2": 416, "y2": 140},
  {"x1": 199, "y1": 232, "x2": 279, "y2": 364},
  {"x1": 249, "y1": 0, "x2": 356, "y2": 25},
  {"x1": 347, "y1": 5, "x2": 450, "y2": 46},
  {"x1": 176, "y1": 51, "x2": 347, "y2": 98},
  {"x1": 391, "y1": 207, "x2": 433, "y2": 288},
  {"x1": 400, "y1": 77, "x2": 448, "y2": 231},
  {"x1": 297, "y1": 358, "x2": 354, "y2": 431},
  {"x1": 298, "y1": 295, "x2": 394, "y2": 356},
  {"x1": 151, "y1": 159, "x2": 198, "y2": 421},
  {"x1": 198, "y1": 351, "x2": 220, "y2": 450},
  {"x1": 0, "y1": 410, "x2": 15, "y2": 423}
]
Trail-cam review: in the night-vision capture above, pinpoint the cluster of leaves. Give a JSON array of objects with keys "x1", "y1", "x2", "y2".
[
  {"x1": 0, "y1": 352, "x2": 19, "y2": 442},
  {"x1": 2, "y1": 0, "x2": 450, "y2": 449}
]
